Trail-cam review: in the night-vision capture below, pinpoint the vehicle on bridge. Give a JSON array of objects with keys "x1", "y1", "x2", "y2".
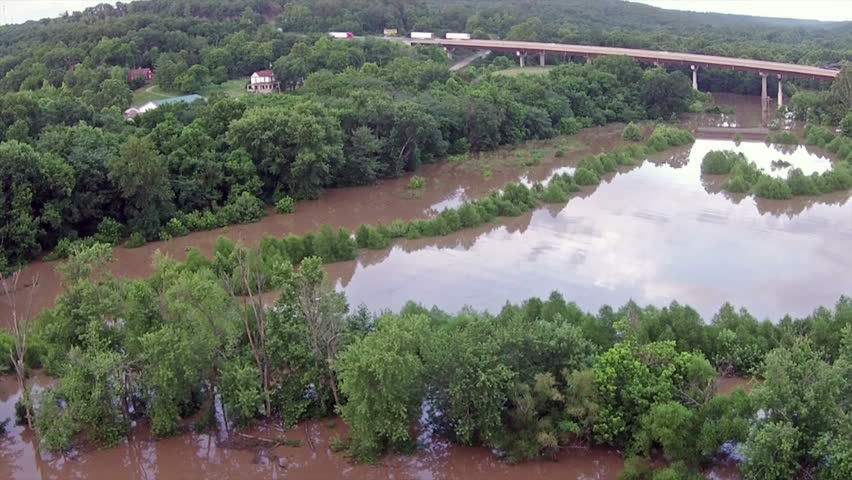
[
  {"x1": 446, "y1": 33, "x2": 471, "y2": 40},
  {"x1": 329, "y1": 32, "x2": 354, "y2": 39},
  {"x1": 411, "y1": 32, "x2": 434, "y2": 39}
]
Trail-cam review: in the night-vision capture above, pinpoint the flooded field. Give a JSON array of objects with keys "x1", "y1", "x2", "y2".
[
  {"x1": 0, "y1": 94, "x2": 847, "y2": 479},
  {"x1": 327, "y1": 136, "x2": 851, "y2": 319}
]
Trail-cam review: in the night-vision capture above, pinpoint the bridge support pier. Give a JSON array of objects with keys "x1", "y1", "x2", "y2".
[
  {"x1": 777, "y1": 74, "x2": 783, "y2": 108},
  {"x1": 691, "y1": 65, "x2": 698, "y2": 90},
  {"x1": 760, "y1": 72, "x2": 768, "y2": 113},
  {"x1": 443, "y1": 47, "x2": 453, "y2": 59},
  {"x1": 539, "y1": 53, "x2": 545, "y2": 66},
  {"x1": 517, "y1": 51, "x2": 525, "y2": 68}
]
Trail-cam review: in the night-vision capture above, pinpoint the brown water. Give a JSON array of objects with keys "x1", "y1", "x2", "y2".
[
  {"x1": 0, "y1": 374, "x2": 754, "y2": 480},
  {"x1": 0, "y1": 94, "x2": 846, "y2": 478},
  {"x1": 0, "y1": 374, "x2": 625, "y2": 480},
  {"x1": 328, "y1": 136, "x2": 850, "y2": 320}
]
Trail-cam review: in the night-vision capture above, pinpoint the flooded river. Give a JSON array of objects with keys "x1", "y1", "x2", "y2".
[{"x1": 0, "y1": 94, "x2": 848, "y2": 478}]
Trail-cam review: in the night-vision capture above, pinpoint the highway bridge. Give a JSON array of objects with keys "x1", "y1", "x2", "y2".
[{"x1": 406, "y1": 38, "x2": 841, "y2": 110}]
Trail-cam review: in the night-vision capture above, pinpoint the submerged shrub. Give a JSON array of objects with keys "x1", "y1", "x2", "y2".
[
  {"x1": 766, "y1": 131, "x2": 799, "y2": 145},
  {"x1": 574, "y1": 167, "x2": 600, "y2": 186},
  {"x1": 408, "y1": 175, "x2": 426, "y2": 190},
  {"x1": 276, "y1": 195, "x2": 296, "y2": 214},
  {"x1": 753, "y1": 175, "x2": 793, "y2": 200},
  {"x1": 126, "y1": 232, "x2": 146, "y2": 248},
  {"x1": 622, "y1": 122, "x2": 643, "y2": 141},
  {"x1": 701, "y1": 150, "x2": 746, "y2": 175},
  {"x1": 647, "y1": 125, "x2": 694, "y2": 152}
]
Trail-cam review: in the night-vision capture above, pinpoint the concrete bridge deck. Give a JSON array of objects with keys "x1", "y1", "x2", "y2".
[{"x1": 408, "y1": 38, "x2": 839, "y2": 81}]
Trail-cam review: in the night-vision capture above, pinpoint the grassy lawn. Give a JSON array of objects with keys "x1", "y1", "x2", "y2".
[
  {"x1": 493, "y1": 66, "x2": 555, "y2": 77},
  {"x1": 131, "y1": 85, "x2": 177, "y2": 105},
  {"x1": 131, "y1": 79, "x2": 249, "y2": 106}
]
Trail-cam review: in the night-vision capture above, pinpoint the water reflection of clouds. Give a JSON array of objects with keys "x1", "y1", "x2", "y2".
[{"x1": 341, "y1": 140, "x2": 852, "y2": 320}]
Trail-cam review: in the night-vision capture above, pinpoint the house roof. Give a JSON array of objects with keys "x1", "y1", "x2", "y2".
[
  {"x1": 151, "y1": 94, "x2": 205, "y2": 106},
  {"x1": 252, "y1": 69, "x2": 275, "y2": 77},
  {"x1": 129, "y1": 67, "x2": 152, "y2": 77}
]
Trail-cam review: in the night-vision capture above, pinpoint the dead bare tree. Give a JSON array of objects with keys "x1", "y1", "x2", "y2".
[
  {"x1": 296, "y1": 257, "x2": 345, "y2": 410},
  {"x1": 1, "y1": 270, "x2": 38, "y2": 430},
  {"x1": 222, "y1": 250, "x2": 272, "y2": 418}
]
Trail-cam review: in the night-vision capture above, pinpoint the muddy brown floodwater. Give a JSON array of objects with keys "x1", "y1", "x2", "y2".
[
  {"x1": 0, "y1": 94, "x2": 847, "y2": 478},
  {"x1": 0, "y1": 374, "x2": 626, "y2": 480}
]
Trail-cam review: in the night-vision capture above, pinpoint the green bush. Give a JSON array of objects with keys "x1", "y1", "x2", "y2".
[
  {"x1": 574, "y1": 167, "x2": 601, "y2": 185},
  {"x1": 126, "y1": 232, "x2": 146, "y2": 248},
  {"x1": 329, "y1": 434, "x2": 351, "y2": 453},
  {"x1": 0, "y1": 331, "x2": 14, "y2": 374},
  {"x1": 701, "y1": 150, "x2": 745, "y2": 174},
  {"x1": 217, "y1": 192, "x2": 266, "y2": 225},
  {"x1": 408, "y1": 175, "x2": 426, "y2": 190},
  {"x1": 724, "y1": 174, "x2": 752, "y2": 193},
  {"x1": 766, "y1": 131, "x2": 799, "y2": 145},
  {"x1": 540, "y1": 182, "x2": 569, "y2": 203},
  {"x1": 787, "y1": 169, "x2": 820, "y2": 196},
  {"x1": 356, "y1": 224, "x2": 390, "y2": 250},
  {"x1": 754, "y1": 175, "x2": 792, "y2": 200},
  {"x1": 164, "y1": 218, "x2": 189, "y2": 238},
  {"x1": 804, "y1": 124, "x2": 836, "y2": 147},
  {"x1": 276, "y1": 195, "x2": 296, "y2": 214},
  {"x1": 647, "y1": 125, "x2": 694, "y2": 152},
  {"x1": 558, "y1": 117, "x2": 582, "y2": 135},
  {"x1": 842, "y1": 112, "x2": 852, "y2": 138},
  {"x1": 622, "y1": 122, "x2": 643, "y2": 141},
  {"x1": 93, "y1": 217, "x2": 124, "y2": 245},
  {"x1": 619, "y1": 456, "x2": 653, "y2": 480}
]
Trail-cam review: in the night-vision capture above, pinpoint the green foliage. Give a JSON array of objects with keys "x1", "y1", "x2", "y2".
[
  {"x1": 701, "y1": 150, "x2": 744, "y2": 174},
  {"x1": 841, "y1": 112, "x2": 852, "y2": 138},
  {"x1": 217, "y1": 192, "x2": 266, "y2": 225},
  {"x1": 804, "y1": 124, "x2": 836, "y2": 147},
  {"x1": 622, "y1": 122, "x2": 643, "y2": 141},
  {"x1": 592, "y1": 341, "x2": 714, "y2": 446},
  {"x1": 646, "y1": 125, "x2": 694, "y2": 152},
  {"x1": 329, "y1": 434, "x2": 351, "y2": 452},
  {"x1": 93, "y1": 218, "x2": 124, "y2": 245},
  {"x1": 766, "y1": 131, "x2": 799, "y2": 145},
  {"x1": 753, "y1": 175, "x2": 792, "y2": 200},
  {"x1": 741, "y1": 421, "x2": 801, "y2": 480},
  {"x1": 407, "y1": 175, "x2": 426, "y2": 190},
  {"x1": 275, "y1": 195, "x2": 296, "y2": 214},
  {"x1": 337, "y1": 314, "x2": 429, "y2": 462},
  {"x1": 221, "y1": 358, "x2": 263, "y2": 427},
  {"x1": 574, "y1": 167, "x2": 601, "y2": 186},
  {"x1": 125, "y1": 232, "x2": 145, "y2": 248}
]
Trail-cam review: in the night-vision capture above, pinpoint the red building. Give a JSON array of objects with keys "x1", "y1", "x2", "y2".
[{"x1": 129, "y1": 67, "x2": 154, "y2": 82}]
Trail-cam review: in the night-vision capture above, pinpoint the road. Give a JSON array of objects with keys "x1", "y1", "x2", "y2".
[
  {"x1": 449, "y1": 50, "x2": 491, "y2": 71},
  {"x1": 407, "y1": 38, "x2": 839, "y2": 80}
]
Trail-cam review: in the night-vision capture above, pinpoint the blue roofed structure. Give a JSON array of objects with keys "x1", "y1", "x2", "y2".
[{"x1": 123, "y1": 94, "x2": 205, "y2": 119}]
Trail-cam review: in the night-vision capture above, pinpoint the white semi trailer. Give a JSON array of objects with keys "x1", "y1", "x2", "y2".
[
  {"x1": 410, "y1": 32, "x2": 434, "y2": 39},
  {"x1": 328, "y1": 32, "x2": 354, "y2": 39},
  {"x1": 445, "y1": 33, "x2": 471, "y2": 40}
]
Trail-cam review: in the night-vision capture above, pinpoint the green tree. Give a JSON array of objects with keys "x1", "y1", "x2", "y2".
[
  {"x1": 227, "y1": 101, "x2": 344, "y2": 200},
  {"x1": 640, "y1": 68, "x2": 692, "y2": 119},
  {"x1": 337, "y1": 313, "x2": 428, "y2": 462},
  {"x1": 107, "y1": 136, "x2": 174, "y2": 239}
]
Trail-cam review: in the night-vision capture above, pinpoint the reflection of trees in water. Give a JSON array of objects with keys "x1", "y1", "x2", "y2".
[
  {"x1": 646, "y1": 145, "x2": 692, "y2": 169},
  {"x1": 770, "y1": 142, "x2": 799, "y2": 156},
  {"x1": 699, "y1": 171, "x2": 851, "y2": 217}
]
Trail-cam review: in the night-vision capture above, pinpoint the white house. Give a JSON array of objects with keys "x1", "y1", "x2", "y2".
[{"x1": 247, "y1": 69, "x2": 280, "y2": 93}]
